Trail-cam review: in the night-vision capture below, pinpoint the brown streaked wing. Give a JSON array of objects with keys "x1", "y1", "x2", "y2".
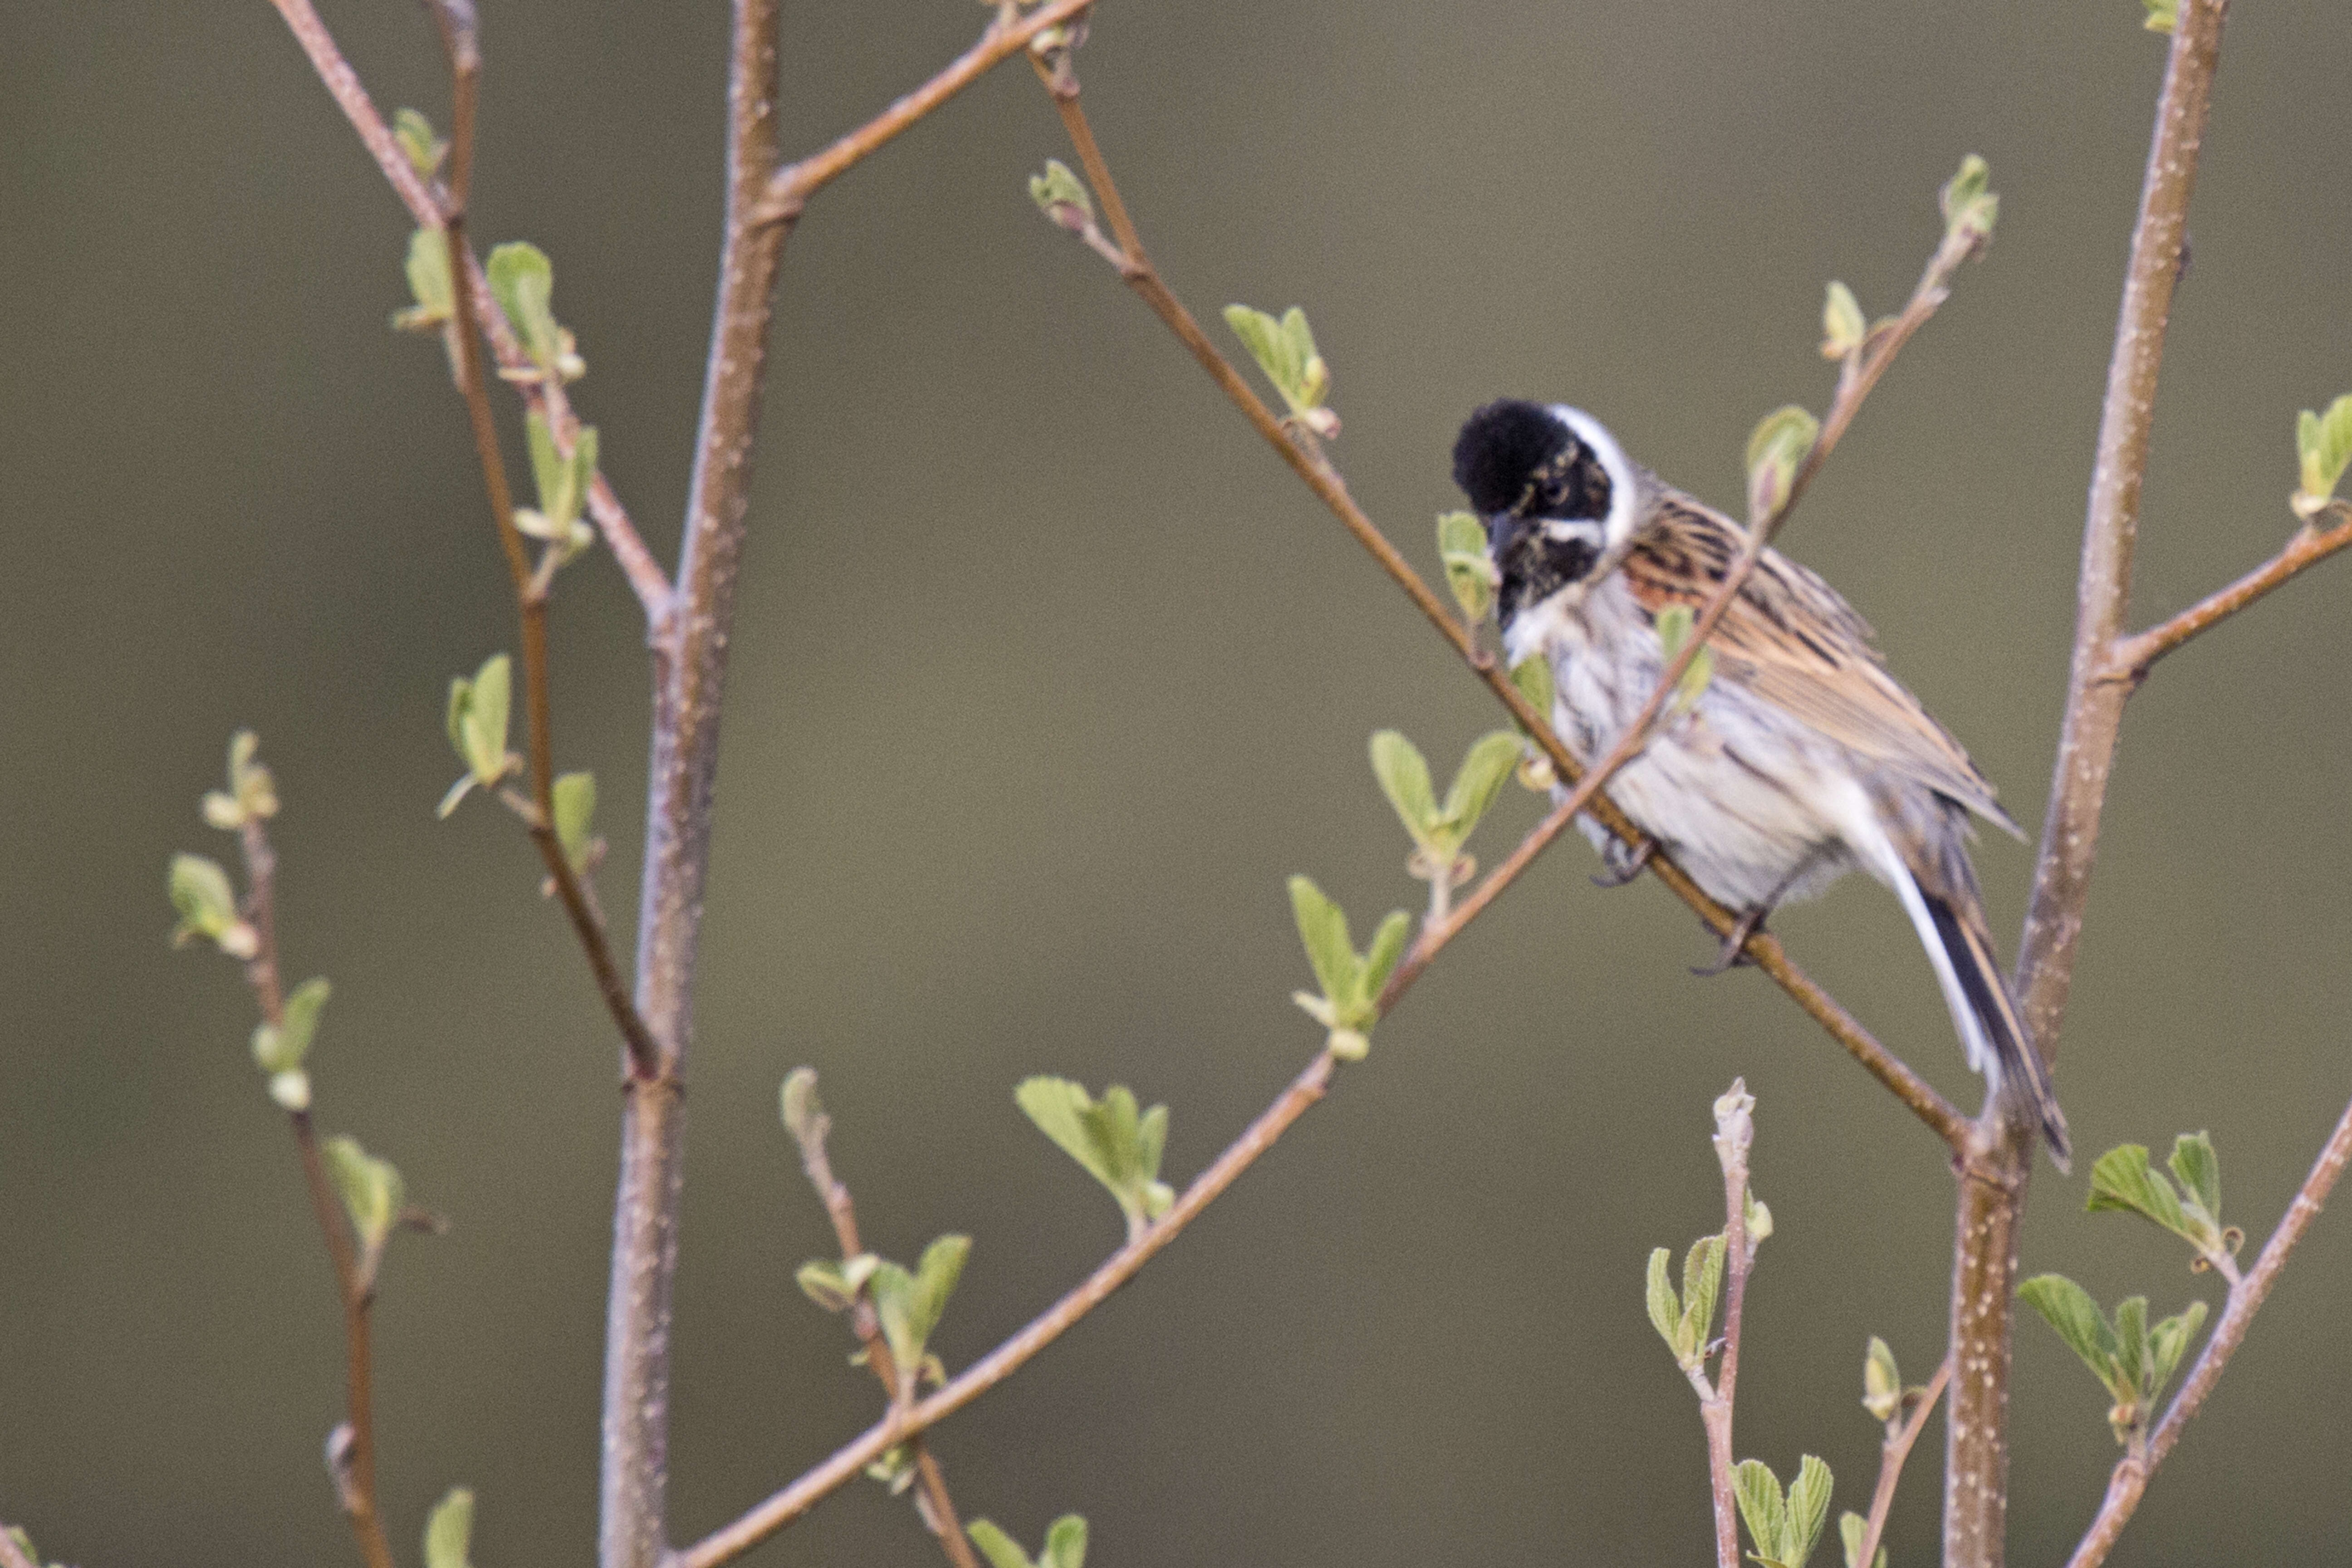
[{"x1": 1620, "y1": 493, "x2": 2019, "y2": 833}]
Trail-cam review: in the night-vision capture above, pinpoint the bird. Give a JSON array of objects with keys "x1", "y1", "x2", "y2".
[{"x1": 1450, "y1": 398, "x2": 2069, "y2": 1169}]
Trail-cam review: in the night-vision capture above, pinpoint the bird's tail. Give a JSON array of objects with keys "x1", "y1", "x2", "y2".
[{"x1": 1893, "y1": 870, "x2": 2073, "y2": 1172}]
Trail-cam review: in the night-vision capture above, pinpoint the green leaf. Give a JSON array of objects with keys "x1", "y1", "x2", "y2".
[
  {"x1": 2140, "y1": 0, "x2": 2179, "y2": 32},
  {"x1": 1784, "y1": 1455, "x2": 1834, "y2": 1568},
  {"x1": 798, "y1": 1259, "x2": 856, "y2": 1313},
  {"x1": 1862, "y1": 1336, "x2": 1902, "y2": 1423},
  {"x1": 2168, "y1": 1132, "x2": 2221, "y2": 1230},
  {"x1": 870, "y1": 1235, "x2": 970, "y2": 1387},
  {"x1": 1646, "y1": 1247, "x2": 1680, "y2": 1351},
  {"x1": 1287, "y1": 875, "x2": 1358, "y2": 1006},
  {"x1": 322, "y1": 1134, "x2": 404, "y2": 1259},
  {"x1": 1509, "y1": 653, "x2": 1554, "y2": 719},
  {"x1": 397, "y1": 227, "x2": 455, "y2": 328},
  {"x1": 204, "y1": 729, "x2": 279, "y2": 827},
  {"x1": 1939, "y1": 154, "x2": 1999, "y2": 245},
  {"x1": 2087, "y1": 1142, "x2": 2217, "y2": 1252},
  {"x1": 1360, "y1": 910, "x2": 1412, "y2": 999},
  {"x1": 552, "y1": 772, "x2": 598, "y2": 872},
  {"x1": 780, "y1": 1067, "x2": 824, "y2": 1145},
  {"x1": 2019, "y1": 1274, "x2": 2124, "y2": 1394},
  {"x1": 1733, "y1": 1460, "x2": 1788, "y2": 1567},
  {"x1": 1027, "y1": 158, "x2": 1095, "y2": 229},
  {"x1": 393, "y1": 108, "x2": 448, "y2": 181},
  {"x1": 2112, "y1": 1295, "x2": 2151, "y2": 1404},
  {"x1": 442, "y1": 653, "x2": 514, "y2": 808},
  {"x1": 1838, "y1": 1512, "x2": 1885, "y2": 1568},
  {"x1": 1223, "y1": 303, "x2": 1334, "y2": 427},
  {"x1": 485, "y1": 241, "x2": 560, "y2": 370},
  {"x1": 1746, "y1": 405, "x2": 1822, "y2": 523},
  {"x1": 169, "y1": 853, "x2": 255, "y2": 957},
  {"x1": 253, "y1": 976, "x2": 332, "y2": 1078},
  {"x1": 1821, "y1": 281, "x2": 1866, "y2": 360},
  {"x1": 423, "y1": 1486, "x2": 475, "y2": 1568},
  {"x1": 1015, "y1": 1077, "x2": 1173, "y2": 1237},
  {"x1": 2293, "y1": 395, "x2": 2352, "y2": 515},
  {"x1": 1042, "y1": 1514, "x2": 1088, "y2": 1568},
  {"x1": 1368, "y1": 731, "x2": 1440, "y2": 846},
  {"x1": 1678, "y1": 1233, "x2": 1726, "y2": 1364},
  {"x1": 1280, "y1": 306, "x2": 1331, "y2": 409},
  {"x1": 1436, "y1": 732, "x2": 1524, "y2": 848},
  {"x1": 1437, "y1": 510, "x2": 1497, "y2": 622},
  {"x1": 2147, "y1": 1300, "x2": 2208, "y2": 1401},
  {"x1": 966, "y1": 1522, "x2": 1036, "y2": 1568}
]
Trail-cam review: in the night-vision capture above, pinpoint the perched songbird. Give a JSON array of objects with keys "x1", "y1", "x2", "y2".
[{"x1": 1452, "y1": 399, "x2": 2068, "y2": 1169}]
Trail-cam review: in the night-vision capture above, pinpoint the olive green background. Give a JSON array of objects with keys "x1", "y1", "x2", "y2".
[{"x1": 4, "y1": 2, "x2": 2348, "y2": 1563}]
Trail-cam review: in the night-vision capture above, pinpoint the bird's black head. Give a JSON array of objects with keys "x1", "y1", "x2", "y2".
[{"x1": 1451, "y1": 399, "x2": 1625, "y2": 628}]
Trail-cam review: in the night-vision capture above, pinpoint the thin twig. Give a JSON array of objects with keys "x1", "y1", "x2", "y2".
[
  {"x1": 263, "y1": 0, "x2": 674, "y2": 623},
  {"x1": 1039, "y1": 78, "x2": 1970, "y2": 1152},
  {"x1": 783, "y1": 1077, "x2": 984, "y2": 1568},
  {"x1": 1695, "y1": 1087, "x2": 1759, "y2": 1568},
  {"x1": 2063, "y1": 1092, "x2": 2352, "y2": 1568},
  {"x1": 1858, "y1": 1356, "x2": 1951, "y2": 1568},
  {"x1": 231, "y1": 817, "x2": 396, "y2": 1568},
  {"x1": 2102, "y1": 501, "x2": 2352, "y2": 684},
  {"x1": 667, "y1": 1047, "x2": 1339, "y2": 1568},
  {"x1": 1950, "y1": 7, "x2": 2231, "y2": 1565}
]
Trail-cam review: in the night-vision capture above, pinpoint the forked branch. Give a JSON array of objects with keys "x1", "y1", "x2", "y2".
[{"x1": 2102, "y1": 500, "x2": 2352, "y2": 684}]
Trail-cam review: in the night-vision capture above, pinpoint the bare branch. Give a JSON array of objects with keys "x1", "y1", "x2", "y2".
[
  {"x1": 1037, "y1": 78, "x2": 1970, "y2": 1151},
  {"x1": 1949, "y1": 7, "x2": 2232, "y2": 1564},
  {"x1": 1696, "y1": 1085, "x2": 1760, "y2": 1568},
  {"x1": 2064, "y1": 1093, "x2": 2352, "y2": 1568},
  {"x1": 2104, "y1": 501, "x2": 2352, "y2": 684}
]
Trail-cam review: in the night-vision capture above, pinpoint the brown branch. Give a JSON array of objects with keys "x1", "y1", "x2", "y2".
[
  {"x1": 230, "y1": 816, "x2": 395, "y2": 1568},
  {"x1": 2103, "y1": 500, "x2": 2352, "y2": 684},
  {"x1": 782, "y1": 1076, "x2": 983, "y2": 1568},
  {"x1": 1694, "y1": 1086, "x2": 1759, "y2": 1568},
  {"x1": 668, "y1": 1046, "x2": 1339, "y2": 1568},
  {"x1": 1949, "y1": 8, "x2": 2231, "y2": 1566},
  {"x1": 1037, "y1": 76, "x2": 1970, "y2": 1152},
  {"x1": 1858, "y1": 1355, "x2": 1951, "y2": 1568},
  {"x1": 2063, "y1": 1093, "x2": 2352, "y2": 1568}
]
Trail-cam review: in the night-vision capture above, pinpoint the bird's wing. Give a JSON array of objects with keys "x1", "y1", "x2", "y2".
[{"x1": 1618, "y1": 493, "x2": 2020, "y2": 835}]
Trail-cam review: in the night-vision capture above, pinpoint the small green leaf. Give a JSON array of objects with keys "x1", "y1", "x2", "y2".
[
  {"x1": 1042, "y1": 1514, "x2": 1088, "y2": 1568},
  {"x1": 1862, "y1": 1335, "x2": 1902, "y2": 1423},
  {"x1": 2112, "y1": 1295, "x2": 2151, "y2": 1397},
  {"x1": 1437, "y1": 510, "x2": 1497, "y2": 622},
  {"x1": 1015, "y1": 1077, "x2": 1173, "y2": 1238},
  {"x1": 1746, "y1": 405, "x2": 1822, "y2": 523},
  {"x1": 1821, "y1": 281, "x2": 1866, "y2": 360},
  {"x1": 1509, "y1": 652, "x2": 1554, "y2": 719},
  {"x1": 2168, "y1": 1131, "x2": 2222, "y2": 1233},
  {"x1": 1646, "y1": 1247, "x2": 1680, "y2": 1351},
  {"x1": 1678, "y1": 1233, "x2": 1726, "y2": 1364},
  {"x1": 1280, "y1": 306, "x2": 1331, "y2": 410},
  {"x1": 1939, "y1": 154, "x2": 1999, "y2": 245},
  {"x1": 396, "y1": 227, "x2": 455, "y2": 329},
  {"x1": 2140, "y1": 0, "x2": 2179, "y2": 33},
  {"x1": 2019, "y1": 1274, "x2": 2124, "y2": 1392},
  {"x1": 1287, "y1": 875, "x2": 1358, "y2": 1005},
  {"x1": 423, "y1": 1486, "x2": 475, "y2": 1568},
  {"x1": 1368, "y1": 731, "x2": 1440, "y2": 846},
  {"x1": 322, "y1": 1134, "x2": 405, "y2": 1260},
  {"x1": 1436, "y1": 732, "x2": 1524, "y2": 848},
  {"x1": 169, "y1": 853, "x2": 258, "y2": 958},
  {"x1": 393, "y1": 108, "x2": 448, "y2": 182},
  {"x1": 1223, "y1": 303, "x2": 1336, "y2": 429},
  {"x1": 552, "y1": 771, "x2": 598, "y2": 872},
  {"x1": 780, "y1": 1067, "x2": 824, "y2": 1146},
  {"x1": 798, "y1": 1259, "x2": 856, "y2": 1313},
  {"x1": 442, "y1": 653, "x2": 514, "y2": 812},
  {"x1": 485, "y1": 241, "x2": 561, "y2": 371},
  {"x1": 2087, "y1": 1143, "x2": 2217, "y2": 1252},
  {"x1": 1784, "y1": 1455, "x2": 1834, "y2": 1568},
  {"x1": 1733, "y1": 1460, "x2": 1788, "y2": 1567},
  {"x1": 966, "y1": 1522, "x2": 1035, "y2": 1568},
  {"x1": 2147, "y1": 1299, "x2": 2208, "y2": 1401},
  {"x1": 2293, "y1": 395, "x2": 2352, "y2": 516},
  {"x1": 870, "y1": 1236, "x2": 970, "y2": 1390},
  {"x1": 1027, "y1": 158, "x2": 1095, "y2": 230},
  {"x1": 1360, "y1": 910, "x2": 1412, "y2": 1000},
  {"x1": 1839, "y1": 1512, "x2": 1886, "y2": 1568},
  {"x1": 203, "y1": 730, "x2": 279, "y2": 826},
  {"x1": 253, "y1": 976, "x2": 332, "y2": 1079}
]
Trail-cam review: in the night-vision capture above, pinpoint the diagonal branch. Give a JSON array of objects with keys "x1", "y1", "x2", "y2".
[
  {"x1": 1859, "y1": 1355, "x2": 1951, "y2": 1568},
  {"x1": 1033, "y1": 70, "x2": 1970, "y2": 1150},
  {"x1": 2102, "y1": 500, "x2": 2352, "y2": 684},
  {"x1": 1949, "y1": 7, "x2": 2232, "y2": 1567},
  {"x1": 2063, "y1": 1091, "x2": 2352, "y2": 1568}
]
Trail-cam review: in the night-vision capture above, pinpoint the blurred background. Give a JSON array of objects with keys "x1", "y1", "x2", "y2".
[{"x1": 4, "y1": 1, "x2": 2348, "y2": 1563}]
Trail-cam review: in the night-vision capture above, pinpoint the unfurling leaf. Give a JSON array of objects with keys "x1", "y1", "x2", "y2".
[
  {"x1": 868, "y1": 1235, "x2": 971, "y2": 1396},
  {"x1": 1821, "y1": 280, "x2": 1866, "y2": 360},
  {"x1": 2140, "y1": 0, "x2": 2179, "y2": 32},
  {"x1": 1370, "y1": 730, "x2": 1521, "y2": 866},
  {"x1": 968, "y1": 1515, "x2": 1086, "y2": 1568},
  {"x1": 322, "y1": 1134, "x2": 405, "y2": 1264},
  {"x1": 440, "y1": 653, "x2": 515, "y2": 816},
  {"x1": 169, "y1": 853, "x2": 257, "y2": 958},
  {"x1": 1678, "y1": 1232, "x2": 1726, "y2": 1365},
  {"x1": 394, "y1": 108, "x2": 449, "y2": 182},
  {"x1": 1368, "y1": 731, "x2": 1439, "y2": 848},
  {"x1": 1285, "y1": 876, "x2": 1408, "y2": 1057},
  {"x1": 1437, "y1": 510, "x2": 1498, "y2": 622},
  {"x1": 1939, "y1": 153, "x2": 1999, "y2": 246},
  {"x1": 2086, "y1": 1137, "x2": 2229, "y2": 1262},
  {"x1": 780, "y1": 1067, "x2": 825, "y2": 1147},
  {"x1": 518, "y1": 415, "x2": 599, "y2": 560},
  {"x1": 1016, "y1": 1077, "x2": 1174, "y2": 1241},
  {"x1": 2019, "y1": 1273, "x2": 2210, "y2": 1445},
  {"x1": 1027, "y1": 158, "x2": 1095, "y2": 231},
  {"x1": 423, "y1": 1487, "x2": 475, "y2": 1568},
  {"x1": 1646, "y1": 1247, "x2": 1680, "y2": 1351},
  {"x1": 251, "y1": 975, "x2": 331, "y2": 1111},
  {"x1": 1746, "y1": 404, "x2": 1822, "y2": 524},
  {"x1": 1508, "y1": 654, "x2": 1559, "y2": 788},
  {"x1": 486, "y1": 242, "x2": 560, "y2": 369},
  {"x1": 2293, "y1": 394, "x2": 2352, "y2": 518},
  {"x1": 967, "y1": 1522, "x2": 1037, "y2": 1568},
  {"x1": 1224, "y1": 303, "x2": 1339, "y2": 435},
  {"x1": 1735, "y1": 1455, "x2": 1834, "y2": 1568},
  {"x1": 394, "y1": 227, "x2": 456, "y2": 333},
  {"x1": 2019, "y1": 1274, "x2": 2122, "y2": 1387},
  {"x1": 205, "y1": 730, "x2": 279, "y2": 828},
  {"x1": 1862, "y1": 1335, "x2": 1903, "y2": 1423},
  {"x1": 551, "y1": 771, "x2": 599, "y2": 873},
  {"x1": 1653, "y1": 603, "x2": 1717, "y2": 713}
]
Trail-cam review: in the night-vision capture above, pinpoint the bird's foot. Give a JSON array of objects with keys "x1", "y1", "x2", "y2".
[
  {"x1": 1691, "y1": 906, "x2": 1767, "y2": 976},
  {"x1": 1590, "y1": 837, "x2": 1657, "y2": 889}
]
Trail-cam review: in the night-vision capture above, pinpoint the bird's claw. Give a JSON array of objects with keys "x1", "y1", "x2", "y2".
[
  {"x1": 1591, "y1": 837, "x2": 1657, "y2": 889},
  {"x1": 1691, "y1": 907, "x2": 1767, "y2": 976}
]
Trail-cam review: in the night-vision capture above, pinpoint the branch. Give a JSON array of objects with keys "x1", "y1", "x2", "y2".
[
  {"x1": 2063, "y1": 1092, "x2": 2352, "y2": 1568},
  {"x1": 2102, "y1": 500, "x2": 2352, "y2": 684},
  {"x1": 1035, "y1": 72, "x2": 1970, "y2": 1152},
  {"x1": 264, "y1": 0, "x2": 674, "y2": 623},
  {"x1": 1695, "y1": 1086, "x2": 1760, "y2": 1568},
  {"x1": 1858, "y1": 1356, "x2": 1950, "y2": 1568},
  {"x1": 668, "y1": 1047, "x2": 1339, "y2": 1568},
  {"x1": 232, "y1": 816, "x2": 396, "y2": 1568},
  {"x1": 1949, "y1": 7, "x2": 2231, "y2": 1565},
  {"x1": 782, "y1": 1077, "x2": 983, "y2": 1568}
]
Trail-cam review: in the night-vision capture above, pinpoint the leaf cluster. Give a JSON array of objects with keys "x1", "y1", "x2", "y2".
[
  {"x1": 2017, "y1": 1275, "x2": 2207, "y2": 1446},
  {"x1": 1733, "y1": 1454, "x2": 1834, "y2": 1568},
  {"x1": 800, "y1": 1237, "x2": 971, "y2": 1401},
  {"x1": 1435, "y1": 510, "x2": 1498, "y2": 623},
  {"x1": 1745, "y1": 404, "x2": 1821, "y2": 524},
  {"x1": 440, "y1": 653, "x2": 517, "y2": 818},
  {"x1": 2086, "y1": 1133, "x2": 2239, "y2": 1270},
  {"x1": 967, "y1": 1514, "x2": 1087, "y2": 1568},
  {"x1": 1286, "y1": 876, "x2": 1409, "y2": 1061},
  {"x1": 2294, "y1": 394, "x2": 2352, "y2": 519},
  {"x1": 1016, "y1": 1078, "x2": 1173, "y2": 1243},
  {"x1": 1645, "y1": 1233, "x2": 1727, "y2": 1374},
  {"x1": 485, "y1": 241, "x2": 585, "y2": 383},
  {"x1": 1368, "y1": 730, "x2": 1520, "y2": 879},
  {"x1": 1224, "y1": 304, "x2": 1338, "y2": 438}
]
